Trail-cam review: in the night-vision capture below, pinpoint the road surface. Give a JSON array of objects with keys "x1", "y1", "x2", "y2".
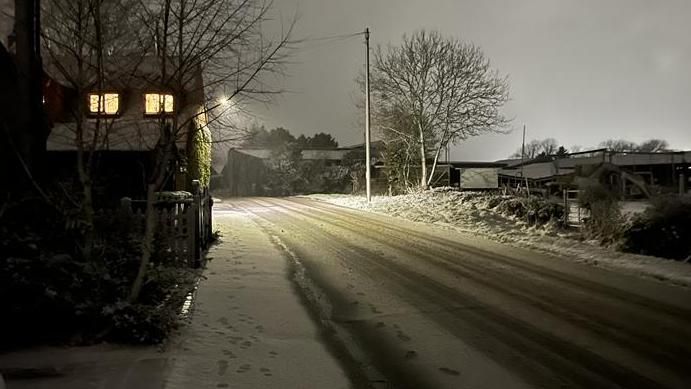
[{"x1": 216, "y1": 197, "x2": 691, "y2": 389}]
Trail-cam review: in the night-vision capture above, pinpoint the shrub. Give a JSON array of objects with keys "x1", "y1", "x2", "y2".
[
  {"x1": 578, "y1": 181, "x2": 623, "y2": 245},
  {"x1": 494, "y1": 195, "x2": 564, "y2": 225},
  {"x1": 0, "y1": 201, "x2": 198, "y2": 349},
  {"x1": 622, "y1": 196, "x2": 691, "y2": 260}
]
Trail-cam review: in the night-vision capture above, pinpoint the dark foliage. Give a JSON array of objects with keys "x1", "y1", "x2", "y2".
[
  {"x1": 493, "y1": 195, "x2": 564, "y2": 225},
  {"x1": 578, "y1": 181, "x2": 623, "y2": 245},
  {"x1": 239, "y1": 127, "x2": 348, "y2": 195},
  {"x1": 296, "y1": 132, "x2": 338, "y2": 148},
  {"x1": 243, "y1": 126, "x2": 296, "y2": 148},
  {"x1": 244, "y1": 126, "x2": 338, "y2": 149},
  {"x1": 342, "y1": 149, "x2": 367, "y2": 193},
  {"x1": 260, "y1": 143, "x2": 349, "y2": 196},
  {"x1": 622, "y1": 196, "x2": 691, "y2": 260},
  {"x1": 0, "y1": 200, "x2": 197, "y2": 349}
]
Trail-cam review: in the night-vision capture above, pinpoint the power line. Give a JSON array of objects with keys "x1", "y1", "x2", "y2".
[
  {"x1": 295, "y1": 31, "x2": 365, "y2": 53},
  {"x1": 302, "y1": 31, "x2": 364, "y2": 43}
]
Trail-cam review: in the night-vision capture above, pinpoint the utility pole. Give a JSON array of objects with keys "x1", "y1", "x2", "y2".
[
  {"x1": 364, "y1": 27, "x2": 372, "y2": 203},
  {"x1": 520, "y1": 124, "x2": 526, "y2": 178}
]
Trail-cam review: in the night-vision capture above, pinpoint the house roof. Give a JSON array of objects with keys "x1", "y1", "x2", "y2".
[
  {"x1": 494, "y1": 158, "x2": 524, "y2": 168},
  {"x1": 44, "y1": 55, "x2": 204, "y2": 98}
]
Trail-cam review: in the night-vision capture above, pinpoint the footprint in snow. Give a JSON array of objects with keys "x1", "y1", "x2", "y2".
[
  {"x1": 396, "y1": 331, "x2": 411, "y2": 342},
  {"x1": 438, "y1": 367, "x2": 460, "y2": 376},
  {"x1": 217, "y1": 360, "x2": 229, "y2": 376}
]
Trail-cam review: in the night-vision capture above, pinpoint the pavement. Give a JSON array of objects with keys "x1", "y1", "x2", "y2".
[
  {"x1": 164, "y1": 205, "x2": 351, "y2": 388},
  {"x1": 0, "y1": 203, "x2": 352, "y2": 389}
]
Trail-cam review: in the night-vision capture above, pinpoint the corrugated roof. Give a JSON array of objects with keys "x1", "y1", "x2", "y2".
[{"x1": 498, "y1": 150, "x2": 691, "y2": 180}]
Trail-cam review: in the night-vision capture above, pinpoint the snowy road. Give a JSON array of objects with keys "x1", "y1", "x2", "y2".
[{"x1": 217, "y1": 197, "x2": 691, "y2": 389}]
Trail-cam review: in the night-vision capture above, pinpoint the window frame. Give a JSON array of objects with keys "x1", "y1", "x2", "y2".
[
  {"x1": 86, "y1": 91, "x2": 121, "y2": 117},
  {"x1": 143, "y1": 92, "x2": 175, "y2": 116}
]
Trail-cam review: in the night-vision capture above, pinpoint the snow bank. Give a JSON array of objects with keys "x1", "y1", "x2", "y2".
[{"x1": 307, "y1": 191, "x2": 691, "y2": 288}]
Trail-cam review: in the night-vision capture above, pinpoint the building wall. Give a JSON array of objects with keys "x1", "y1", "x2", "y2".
[
  {"x1": 0, "y1": 0, "x2": 12, "y2": 49},
  {"x1": 46, "y1": 150, "x2": 155, "y2": 207},
  {"x1": 221, "y1": 150, "x2": 268, "y2": 196},
  {"x1": 459, "y1": 168, "x2": 499, "y2": 189}
]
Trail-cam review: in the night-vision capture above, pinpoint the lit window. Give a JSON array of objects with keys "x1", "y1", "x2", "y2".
[
  {"x1": 145, "y1": 93, "x2": 174, "y2": 114},
  {"x1": 88, "y1": 93, "x2": 120, "y2": 115}
]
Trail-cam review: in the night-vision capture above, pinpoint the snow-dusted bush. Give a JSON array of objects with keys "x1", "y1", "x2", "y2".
[
  {"x1": 578, "y1": 182, "x2": 624, "y2": 245},
  {"x1": 0, "y1": 203, "x2": 197, "y2": 348},
  {"x1": 622, "y1": 196, "x2": 691, "y2": 260},
  {"x1": 493, "y1": 195, "x2": 564, "y2": 225}
]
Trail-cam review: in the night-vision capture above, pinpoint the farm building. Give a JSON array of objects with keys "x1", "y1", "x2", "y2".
[
  {"x1": 220, "y1": 142, "x2": 384, "y2": 196},
  {"x1": 498, "y1": 149, "x2": 691, "y2": 198},
  {"x1": 427, "y1": 161, "x2": 508, "y2": 189}
]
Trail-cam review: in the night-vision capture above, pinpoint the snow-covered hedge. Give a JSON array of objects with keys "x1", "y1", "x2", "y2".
[{"x1": 622, "y1": 196, "x2": 691, "y2": 261}]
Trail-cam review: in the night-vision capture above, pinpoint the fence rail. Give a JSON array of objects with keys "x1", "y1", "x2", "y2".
[{"x1": 118, "y1": 180, "x2": 212, "y2": 267}]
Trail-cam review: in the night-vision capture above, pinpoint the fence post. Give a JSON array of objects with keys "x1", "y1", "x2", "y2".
[
  {"x1": 208, "y1": 192, "x2": 213, "y2": 242},
  {"x1": 185, "y1": 202, "x2": 195, "y2": 267},
  {"x1": 563, "y1": 189, "x2": 568, "y2": 226},
  {"x1": 120, "y1": 197, "x2": 132, "y2": 214},
  {"x1": 192, "y1": 180, "x2": 201, "y2": 267}
]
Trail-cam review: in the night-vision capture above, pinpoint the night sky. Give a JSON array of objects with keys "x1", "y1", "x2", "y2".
[{"x1": 252, "y1": 0, "x2": 691, "y2": 160}]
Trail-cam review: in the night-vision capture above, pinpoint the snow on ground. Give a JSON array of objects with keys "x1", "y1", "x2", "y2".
[{"x1": 306, "y1": 191, "x2": 691, "y2": 288}]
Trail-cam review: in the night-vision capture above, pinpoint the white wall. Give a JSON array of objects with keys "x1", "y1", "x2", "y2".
[{"x1": 459, "y1": 168, "x2": 499, "y2": 189}]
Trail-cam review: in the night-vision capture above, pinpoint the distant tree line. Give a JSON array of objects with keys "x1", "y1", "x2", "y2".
[
  {"x1": 242, "y1": 125, "x2": 339, "y2": 149},
  {"x1": 510, "y1": 138, "x2": 671, "y2": 159}
]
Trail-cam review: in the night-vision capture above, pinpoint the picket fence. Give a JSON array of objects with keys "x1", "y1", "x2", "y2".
[{"x1": 117, "y1": 180, "x2": 213, "y2": 267}]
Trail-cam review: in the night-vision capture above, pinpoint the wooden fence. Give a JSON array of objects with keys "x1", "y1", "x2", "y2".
[
  {"x1": 119, "y1": 180, "x2": 213, "y2": 267},
  {"x1": 563, "y1": 189, "x2": 589, "y2": 227}
]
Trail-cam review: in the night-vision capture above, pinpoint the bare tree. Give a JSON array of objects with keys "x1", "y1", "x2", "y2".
[
  {"x1": 637, "y1": 139, "x2": 669, "y2": 153},
  {"x1": 370, "y1": 30, "x2": 509, "y2": 188},
  {"x1": 41, "y1": 0, "x2": 143, "y2": 258},
  {"x1": 128, "y1": 0, "x2": 295, "y2": 302},
  {"x1": 598, "y1": 139, "x2": 638, "y2": 152},
  {"x1": 598, "y1": 138, "x2": 670, "y2": 153},
  {"x1": 511, "y1": 138, "x2": 559, "y2": 159}
]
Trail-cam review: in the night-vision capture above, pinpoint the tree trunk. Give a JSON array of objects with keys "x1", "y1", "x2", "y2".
[
  {"x1": 129, "y1": 183, "x2": 157, "y2": 303},
  {"x1": 427, "y1": 129, "x2": 449, "y2": 187},
  {"x1": 418, "y1": 122, "x2": 427, "y2": 189}
]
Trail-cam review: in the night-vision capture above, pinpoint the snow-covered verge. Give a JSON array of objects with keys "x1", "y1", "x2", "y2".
[{"x1": 306, "y1": 190, "x2": 691, "y2": 288}]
